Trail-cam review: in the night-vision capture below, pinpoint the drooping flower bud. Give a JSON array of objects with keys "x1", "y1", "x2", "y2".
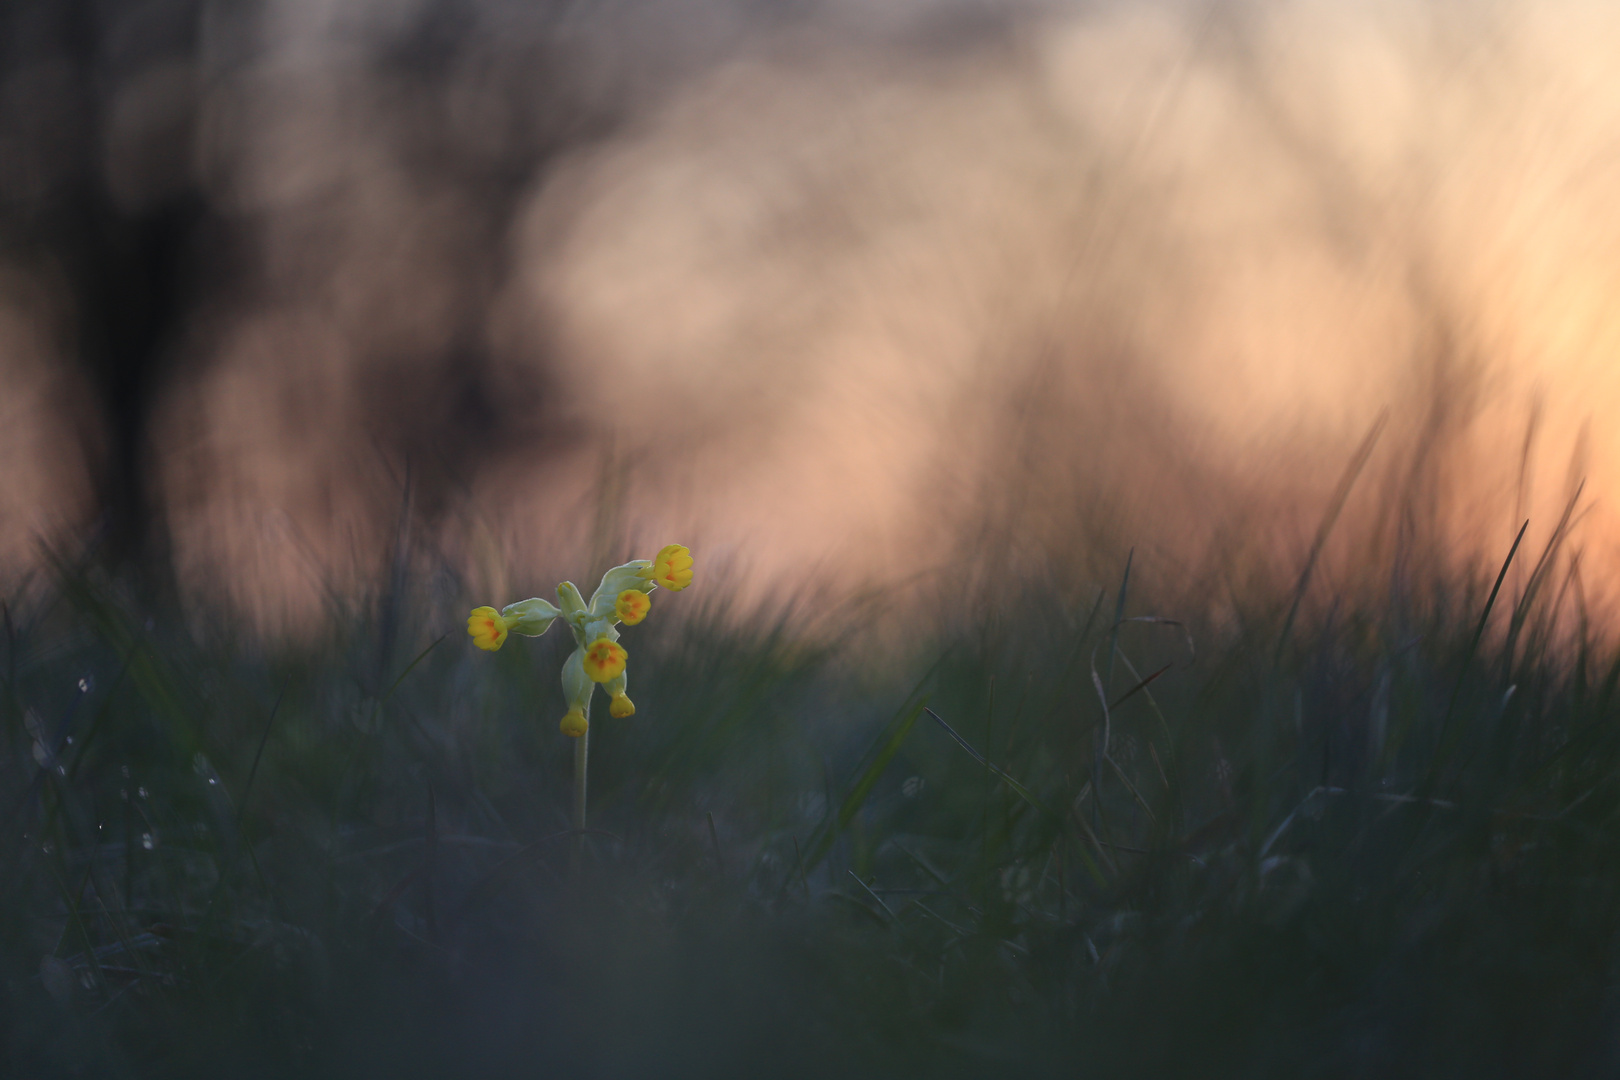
[
  {"x1": 639, "y1": 544, "x2": 694, "y2": 592},
  {"x1": 467, "y1": 607, "x2": 510, "y2": 651},
  {"x1": 559, "y1": 708, "x2": 588, "y2": 737}
]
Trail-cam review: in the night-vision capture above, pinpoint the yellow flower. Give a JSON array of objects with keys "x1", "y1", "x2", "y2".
[
  {"x1": 610, "y1": 692, "x2": 636, "y2": 718},
  {"x1": 467, "y1": 606, "x2": 510, "y2": 651},
  {"x1": 582, "y1": 637, "x2": 628, "y2": 683},
  {"x1": 588, "y1": 563, "x2": 653, "y2": 619},
  {"x1": 615, "y1": 589, "x2": 651, "y2": 625},
  {"x1": 559, "y1": 708, "x2": 588, "y2": 738},
  {"x1": 641, "y1": 544, "x2": 694, "y2": 592}
]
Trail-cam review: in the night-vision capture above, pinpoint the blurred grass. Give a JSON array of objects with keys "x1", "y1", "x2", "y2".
[{"x1": 4, "y1": 521, "x2": 1620, "y2": 1079}]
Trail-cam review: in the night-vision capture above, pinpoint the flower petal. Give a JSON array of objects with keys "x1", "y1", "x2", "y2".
[{"x1": 467, "y1": 606, "x2": 509, "y2": 651}]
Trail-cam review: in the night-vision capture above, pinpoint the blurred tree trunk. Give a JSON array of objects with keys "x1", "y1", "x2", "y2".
[{"x1": 1, "y1": 0, "x2": 204, "y2": 567}]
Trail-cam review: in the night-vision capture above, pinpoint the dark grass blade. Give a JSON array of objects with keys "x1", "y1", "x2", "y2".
[
  {"x1": 362, "y1": 632, "x2": 448, "y2": 731},
  {"x1": 1505, "y1": 480, "x2": 1585, "y2": 670},
  {"x1": 235, "y1": 682, "x2": 287, "y2": 832},
  {"x1": 925, "y1": 707, "x2": 1045, "y2": 812},
  {"x1": 1273, "y1": 410, "x2": 1387, "y2": 670},
  {"x1": 1109, "y1": 662, "x2": 1172, "y2": 710},
  {"x1": 800, "y1": 695, "x2": 930, "y2": 871},
  {"x1": 1425, "y1": 519, "x2": 1529, "y2": 788},
  {"x1": 926, "y1": 707, "x2": 1106, "y2": 885},
  {"x1": 1104, "y1": 550, "x2": 1134, "y2": 694},
  {"x1": 1097, "y1": 552, "x2": 1134, "y2": 828}
]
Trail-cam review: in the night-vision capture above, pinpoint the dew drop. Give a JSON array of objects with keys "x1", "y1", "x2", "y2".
[
  {"x1": 63, "y1": 735, "x2": 73, "y2": 745},
  {"x1": 141, "y1": 833, "x2": 154, "y2": 850},
  {"x1": 41, "y1": 840, "x2": 53, "y2": 853},
  {"x1": 55, "y1": 765, "x2": 65, "y2": 776},
  {"x1": 207, "y1": 777, "x2": 217, "y2": 785},
  {"x1": 137, "y1": 786, "x2": 149, "y2": 799},
  {"x1": 77, "y1": 677, "x2": 92, "y2": 693}
]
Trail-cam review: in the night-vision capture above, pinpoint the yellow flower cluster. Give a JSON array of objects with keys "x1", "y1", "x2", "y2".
[{"x1": 466, "y1": 545, "x2": 693, "y2": 737}]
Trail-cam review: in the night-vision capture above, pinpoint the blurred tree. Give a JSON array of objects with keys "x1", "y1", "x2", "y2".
[
  {"x1": 0, "y1": 0, "x2": 771, "y2": 578},
  {"x1": 0, "y1": 0, "x2": 206, "y2": 564}
]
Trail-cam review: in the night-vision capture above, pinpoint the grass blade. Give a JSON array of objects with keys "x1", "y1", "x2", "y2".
[
  {"x1": 1426, "y1": 519, "x2": 1529, "y2": 786},
  {"x1": 801, "y1": 695, "x2": 929, "y2": 870},
  {"x1": 1274, "y1": 410, "x2": 1387, "y2": 669}
]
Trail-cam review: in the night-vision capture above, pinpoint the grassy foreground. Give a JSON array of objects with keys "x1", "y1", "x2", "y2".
[{"x1": 3, "y1": 538, "x2": 1620, "y2": 1079}]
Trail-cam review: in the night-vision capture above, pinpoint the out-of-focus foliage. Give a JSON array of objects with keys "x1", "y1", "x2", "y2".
[{"x1": 4, "y1": 512, "x2": 1620, "y2": 1077}]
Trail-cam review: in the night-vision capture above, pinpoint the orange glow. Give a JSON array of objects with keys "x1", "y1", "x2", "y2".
[{"x1": 7, "y1": 1, "x2": 1620, "y2": 636}]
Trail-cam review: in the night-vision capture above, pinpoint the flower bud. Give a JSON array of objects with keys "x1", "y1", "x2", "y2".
[
  {"x1": 559, "y1": 708, "x2": 588, "y2": 737},
  {"x1": 467, "y1": 607, "x2": 509, "y2": 651},
  {"x1": 639, "y1": 544, "x2": 694, "y2": 592}
]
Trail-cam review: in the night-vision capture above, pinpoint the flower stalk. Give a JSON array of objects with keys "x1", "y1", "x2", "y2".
[{"x1": 572, "y1": 725, "x2": 589, "y2": 872}]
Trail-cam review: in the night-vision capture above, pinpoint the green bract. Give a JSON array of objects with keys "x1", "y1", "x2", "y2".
[{"x1": 499, "y1": 597, "x2": 560, "y2": 637}]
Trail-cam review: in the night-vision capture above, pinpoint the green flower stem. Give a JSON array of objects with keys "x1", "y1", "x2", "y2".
[{"x1": 572, "y1": 722, "x2": 589, "y2": 874}]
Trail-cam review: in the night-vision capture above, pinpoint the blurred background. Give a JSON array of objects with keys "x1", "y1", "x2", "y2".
[
  {"x1": 4, "y1": 0, "x2": 1620, "y2": 630},
  {"x1": 16, "y1": 4, "x2": 1620, "y2": 1074}
]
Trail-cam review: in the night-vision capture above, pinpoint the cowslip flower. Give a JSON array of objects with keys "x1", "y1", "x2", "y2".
[
  {"x1": 582, "y1": 637, "x2": 628, "y2": 682},
  {"x1": 640, "y1": 544, "x2": 694, "y2": 592},
  {"x1": 466, "y1": 598, "x2": 561, "y2": 651},
  {"x1": 615, "y1": 589, "x2": 650, "y2": 625},
  {"x1": 466, "y1": 545, "x2": 693, "y2": 737},
  {"x1": 466, "y1": 607, "x2": 509, "y2": 651}
]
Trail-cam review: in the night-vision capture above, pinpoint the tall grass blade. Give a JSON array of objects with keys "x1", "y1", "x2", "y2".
[
  {"x1": 1273, "y1": 410, "x2": 1387, "y2": 669},
  {"x1": 800, "y1": 695, "x2": 929, "y2": 871},
  {"x1": 1426, "y1": 519, "x2": 1529, "y2": 786},
  {"x1": 924, "y1": 707, "x2": 1046, "y2": 815},
  {"x1": 1505, "y1": 479, "x2": 1585, "y2": 669}
]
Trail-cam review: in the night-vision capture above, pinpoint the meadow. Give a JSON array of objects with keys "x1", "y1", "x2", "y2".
[{"x1": 4, "y1": 492, "x2": 1619, "y2": 1079}]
